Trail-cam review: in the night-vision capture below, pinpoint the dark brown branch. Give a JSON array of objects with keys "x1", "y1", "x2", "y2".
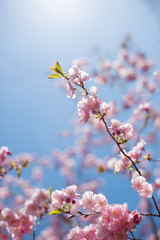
[
  {"x1": 100, "y1": 114, "x2": 141, "y2": 174},
  {"x1": 100, "y1": 114, "x2": 160, "y2": 217},
  {"x1": 66, "y1": 210, "x2": 101, "y2": 219},
  {"x1": 140, "y1": 212, "x2": 160, "y2": 217},
  {"x1": 128, "y1": 231, "x2": 142, "y2": 240},
  {"x1": 148, "y1": 200, "x2": 159, "y2": 240}
]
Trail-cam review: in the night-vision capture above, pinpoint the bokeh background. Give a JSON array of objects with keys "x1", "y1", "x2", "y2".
[
  {"x1": 1, "y1": 0, "x2": 160, "y2": 233},
  {"x1": 1, "y1": 0, "x2": 160, "y2": 155}
]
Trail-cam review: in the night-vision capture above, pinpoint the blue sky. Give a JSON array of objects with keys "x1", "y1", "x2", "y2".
[{"x1": 1, "y1": 0, "x2": 160, "y2": 156}]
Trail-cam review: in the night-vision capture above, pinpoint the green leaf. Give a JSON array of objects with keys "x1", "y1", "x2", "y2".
[
  {"x1": 48, "y1": 74, "x2": 61, "y2": 79},
  {"x1": 17, "y1": 168, "x2": 22, "y2": 178},
  {"x1": 10, "y1": 160, "x2": 16, "y2": 169},
  {"x1": 55, "y1": 61, "x2": 63, "y2": 73},
  {"x1": 42, "y1": 202, "x2": 47, "y2": 208},
  {"x1": 50, "y1": 61, "x2": 65, "y2": 76},
  {"x1": 22, "y1": 159, "x2": 29, "y2": 168},
  {"x1": 49, "y1": 187, "x2": 53, "y2": 196},
  {"x1": 48, "y1": 209, "x2": 63, "y2": 215}
]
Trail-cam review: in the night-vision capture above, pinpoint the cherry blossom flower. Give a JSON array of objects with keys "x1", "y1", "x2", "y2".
[{"x1": 131, "y1": 176, "x2": 153, "y2": 198}]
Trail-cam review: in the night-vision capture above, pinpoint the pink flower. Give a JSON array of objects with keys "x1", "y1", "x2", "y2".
[
  {"x1": 94, "y1": 73, "x2": 108, "y2": 85},
  {"x1": 1, "y1": 208, "x2": 19, "y2": 227},
  {"x1": 67, "y1": 80, "x2": 76, "y2": 99},
  {"x1": 114, "y1": 157, "x2": 129, "y2": 173},
  {"x1": 67, "y1": 224, "x2": 97, "y2": 240},
  {"x1": 129, "y1": 148, "x2": 141, "y2": 163},
  {"x1": 154, "y1": 178, "x2": 160, "y2": 189},
  {"x1": 118, "y1": 67, "x2": 136, "y2": 81},
  {"x1": 153, "y1": 70, "x2": 160, "y2": 79},
  {"x1": 1, "y1": 208, "x2": 36, "y2": 239},
  {"x1": 63, "y1": 185, "x2": 81, "y2": 202},
  {"x1": 136, "y1": 139, "x2": 146, "y2": 151},
  {"x1": 72, "y1": 58, "x2": 89, "y2": 69},
  {"x1": 25, "y1": 200, "x2": 39, "y2": 215},
  {"x1": 100, "y1": 59, "x2": 112, "y2": 70},
  {"x1": 123, "y1": 92, "x2": 136, "y2": 109},
  {"x1": 68, "y1": 65, "x2": 79, "y2": 82},
  {"x1": 80, "y1": 191, "x2": 96, "y2": 211},
  {"x1": 131, "y1": 176, "x2": 153, "y2": 198},
  {"x1": 90, "y1": 86, "x2": 98, "y2": 95},
  {"x1": 0, "y1": 187, "x2": 10, "y2": 200},
  {"x1": 131, "y1": 176, "x2": 146, "y2": 192},
  {"x1": 10, "y1": 213, "x2": 36, "y2": 239},
  {"x1": 120, "y1": 123, "x2": 133, "y2": 141},
  {"x1": 0, "y1": 146, "x2": 11, "y2": 167},
  {"x1": 79, "y1": 71, "x2": 91, "y2": 82},
  {"x1": 131, "y1": 210, "x2": 142, "y2": 225},
  {"x1": 154, "y1": 117, "x2": 160, "y2": 130},
  {"x1": 94, "y1": 194, "x2": 108, "y2": 212},
  {"x1": 96, "y1": 223, "x2": 109, "y2": 239},
  {"x1": 68, "y1": 65, "x2": 91, "y2": 84},
  {"x1": 139, "y1": 182, "x2": 153, "y2": 198},
  {"x1": 128, "y1": 139, "x2": 146, "y2": 163},
  {"x1": 51, "y1": 186, "x2": 80, "y2": 211},
  {"x1": 32, "y1": 166, "x2": 43, "y2": 181},
  {"x1": 97, "y1": 202, "x2": 141, "y2": 239},
  {"x1": 135, "y1": 102, "x2": 151, "y2": 114},
  {"x1": 82, "y1": 224, "x2": 97, "y2": 239},
  {"x1": 25, "y1": 188, "x2": 50, "y2": 215},
  {"x1": 83, "y1": 153, "x2": 96, "y2": 168},
  {"x1": 77, "y1": 97, "x2": 90, "y2": 125},
  {"x1": 109, "y1": 119, "x2": 133, "y2": 142},
  {"x1": 100, "y1": 102, "x2": 111, "y2": 116},
  {"x1": 51, "y1": 190, "x2": 65, "y2": 210},
  {"x1": 109, "y1": 119, "x2": 121, "y2": 132},
  {"x1": 37, "y1": 226, "x2": 59, "y2": 240},
  {"x1": 67, "y1": 226, "x2": 83, "y2": 240},
  {"x1": 77, "y1": 96, "x2": 102, "y2": 125},
  {"x1": 147, "y1": 82, "x2": 157, "y2": 94}
]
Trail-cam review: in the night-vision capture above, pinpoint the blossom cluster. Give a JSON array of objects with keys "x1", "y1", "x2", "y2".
[
  {"x1": 0, "y1": 146, "x2": 34, "y2": 178},
  {"x1": 0, "y1": 146, "x2": 11, "y2": 176},
  {"x1": 51, "y1": 185, "x2": 80, "y2": 210},
  {"x1": 25, "y1": 188, "x2": 50, "y2": 216},
  {"x1": 77, "y1": 95, "x2": 111, "y2": 125},
  {"x1": 50, "y1": 185, "x2": 142, "y2": 240},
  {"x1": 0, "y1": 208, "x2": 36, "y2": 240},
  {"x1": 109, "y1": 119, "x2": 133, "y2": 143},
  {"x1": 0, "y1": 187, "x2": 51, "y2": 239},
  {"x1": 131, "y1": 176, "x2": 153, "y2": 198},
  {"x1": 67, "y1": 207, "x2": 142, "y2": 240},
  {"x1": 115, "y1": 139, "x2": 146, "y2": 173},
  {"x1": 67, "y1": 65, "x2": 91, "y2": 99}
]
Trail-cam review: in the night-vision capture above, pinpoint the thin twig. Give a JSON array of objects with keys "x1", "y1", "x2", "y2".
[
  {"x1": 148, "y1": 200, "x2": 159, "y2": 240},
  {"x1": 140, "y1": 212, "x2": 160, "y2": 217},
  {"x1": 67, "y1": 210, "x2": 101, "y2": 219},
  {"x1": 100, "y1": 114, "x2": 141, "y2": 175},
  {"x1": 130, "y1": 231, "x2": 136, "y2": 239},
  {"x1": 128, "y1": 231, "x2": 142, "y2": 240},
  {"x1": 100, "y1": 114, "x2": 160, "y2": 217},
  {"x1": 33, "y1": 217, "x2": 42, "y2": 240}
]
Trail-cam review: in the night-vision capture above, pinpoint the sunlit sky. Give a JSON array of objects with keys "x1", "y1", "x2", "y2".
[
  {"x1": 1, "y1": 0, "x2": 160, "y2": 155},
  {"x1": 1, "y1": 0, "x2": 160, "y2": 217}
]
